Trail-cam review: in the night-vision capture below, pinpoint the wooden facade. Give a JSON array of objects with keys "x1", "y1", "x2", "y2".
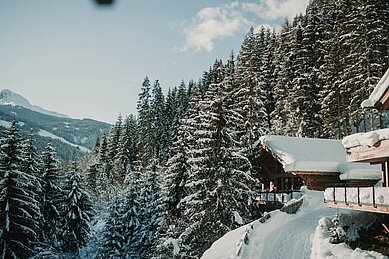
[{"x1": 259, "y1": 146, "x2": 303, "y2": 191}]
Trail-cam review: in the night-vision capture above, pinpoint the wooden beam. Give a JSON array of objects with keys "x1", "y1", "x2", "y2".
[
  {"x1": 326, "y1": 201, "x2": 389, "y2": 215},
  {"x1": 295, "y1": 173, "x2": 340, "y2": 191},
  {"x1": 379, "y1": 87, "x2": 389, "y2": 110},
  {"x1": 385, "y1": 159, "x2": 389, "y2": 187}
]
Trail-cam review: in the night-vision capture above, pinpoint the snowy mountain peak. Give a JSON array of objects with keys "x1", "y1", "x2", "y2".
[{"x1": 0, "y1": 89, "x2": 70, "y2": 118}]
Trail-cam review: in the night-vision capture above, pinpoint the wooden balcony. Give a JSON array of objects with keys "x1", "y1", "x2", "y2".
[{"x1": 324, "y1": 185, "x2": 389, "y2": 214}]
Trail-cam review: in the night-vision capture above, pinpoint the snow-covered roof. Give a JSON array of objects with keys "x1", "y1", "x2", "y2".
[
  {"x1": 361, "y1": 68, "x2": 389, "y2": 109},
  {"x1": 259, "y1": 135, "x2": 381, "y2": 180},
  {"x1": 342, "y1": 128, "x2": 389, "y2": 149}
]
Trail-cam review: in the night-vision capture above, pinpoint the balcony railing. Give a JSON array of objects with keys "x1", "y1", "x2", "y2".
[
  {"x1": 324, "y1": 184, "x2": 389, "y2": 214},
  {"x1": 256, "y1": 190, "x2": 302, "y2": 204}
]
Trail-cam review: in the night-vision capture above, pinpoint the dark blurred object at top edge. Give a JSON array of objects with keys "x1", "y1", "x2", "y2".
[{"x1": 95, "y1": 0, "x2": 115, "y2": 6}]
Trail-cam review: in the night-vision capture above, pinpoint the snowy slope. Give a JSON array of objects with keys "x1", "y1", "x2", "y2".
[
  {"x1": 202, "y1": 188, "x2": 388, "y2": 259},
  {"x1": 0, "y1": 89, "x2": 70, "y2": 118},
  {"x1": 38, "y1": 129, "x2": 91, "y2": 153}
]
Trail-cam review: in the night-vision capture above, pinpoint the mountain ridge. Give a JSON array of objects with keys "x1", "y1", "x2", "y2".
[
  {"x1": 0, "y1": 89, "x2": 70, "y2": 119},
  {"x1": 0, "y1": 89, "x2": 111, "y2": 162}
]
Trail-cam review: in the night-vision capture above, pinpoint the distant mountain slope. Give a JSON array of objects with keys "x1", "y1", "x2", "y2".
[
  {"x1": 0, "y1": 89, "x2": 70, "y2": 118},
  {"x1": 0, "y1": 104, "x2": 111, "y2": 162}
]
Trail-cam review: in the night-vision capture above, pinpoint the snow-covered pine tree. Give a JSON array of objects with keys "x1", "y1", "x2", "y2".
[
  {"x1": 20, "y1": 130, "x2": 44, "y2": 241},
  {"x1": 41, "y1": 142, "x2": 63, "y2": 250},
  {"x1": 290, "y1": 17, "x2": 322, "y2": 138},
  {"x1": 137, "y1": 76, "x2": 153, "y2": 169},
  {"x1": 271, "y1": 19, "x2": 293, "y2": 135},
  {"x1": 113, "y1": 115, "x2": 137, "y2": 186},
  {"x1": 150, "y1": 79, "x2": 166, "y2": 163},
  {"x1": 0, "y1": 122, "x2": 42, "y2": 258},
  {"x1": 93, "y1": 135, "x2": 101, "y2": 154},
  {"x1": 259, "y1": 29, "x2": 277, "y2": 131},
  {"x1": 85, "y1": 163, "x2": 98, "y2": 196},
  {"x1": 236, "y1": 27, "x2": 269, "y2": 146},
  {"x1": 61, "y1": 162, "x2": 94, "y2": 255},
  {"x1": 318, "y1": 0, "x2": 344, "y2": 138},
  {"x1": 175, "y1": 61, "x2": 257, "y2": 258},
  {"x1": 161, "y1": 87, "x2": 178, "y2": 162},
  {"x1": 98, "y1": 162, "x2": 142, "y2": 258},
  {"x1": 96, "y1": 133, "x2": 115, "y2": 199},
  {"x1": 156, "y1": 123, "x2": 191, "y2": 258},
  {"x1": 136, "y1": 159, "x2": 163, "y2": 258}
]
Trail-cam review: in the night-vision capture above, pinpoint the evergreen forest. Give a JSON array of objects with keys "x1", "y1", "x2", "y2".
[{"x1": 1, "y1": 0, "x2": 388, "y2": 258}]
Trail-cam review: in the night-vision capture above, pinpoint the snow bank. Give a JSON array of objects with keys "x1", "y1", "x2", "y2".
[
  {"x1": 311, "y1": 212, "x2": 387, "y2": 259},
  {"x1": 338, "y1": 163, "x2": 381, "y2": 180},
  {"x1": 324, "y1": 187, "x2": 389, "y2": 206},
  {"x1": 202, "y1": 188, "x2": 333, "y2": 259},
  {"x1": 201, "y1": 224, "x2": 248, "y2": 259},
  {"x1": 361, "y1": 68, "x2": 389, "y2": 108},
  {"x1": 342, "y1": 128, "x2": 389, "y2": 148}
]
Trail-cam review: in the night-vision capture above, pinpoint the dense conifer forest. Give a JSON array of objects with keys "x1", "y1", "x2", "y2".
[{"x1": 1, "y1": 0, "x2": 388, "y2": 258}]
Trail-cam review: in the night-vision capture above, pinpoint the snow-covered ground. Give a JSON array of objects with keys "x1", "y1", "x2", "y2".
[
  {"x1": 38, "y1": 129, "x2": 91, "y2": 153},
  {"x1": 79, "y1": 207, "x2": 109, "y2": 258},
  {"x1": 202, "y1": 188, "x2": 388, "y2": 259}
]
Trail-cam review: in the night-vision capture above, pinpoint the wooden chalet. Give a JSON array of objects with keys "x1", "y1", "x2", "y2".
[
  {"x1": 325, "y1": 68, "x2": 389, "y2": 214},
  {"x1": 258, "y1": 135, "x2": 381, "y2": 192}
]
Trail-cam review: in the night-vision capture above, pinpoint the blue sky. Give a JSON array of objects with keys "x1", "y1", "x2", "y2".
[{"x1": 0, "y1": 0, "x2": 309, "y2": 123}]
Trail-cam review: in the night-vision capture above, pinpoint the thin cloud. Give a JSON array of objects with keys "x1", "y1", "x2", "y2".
[{"x1": 180, "y1": 2, "x2": 251, "y2": 53}]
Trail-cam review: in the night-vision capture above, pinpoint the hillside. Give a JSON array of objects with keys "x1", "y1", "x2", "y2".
[{"x1": 0, "y1": 104, "x2": 111, "y2": 162}]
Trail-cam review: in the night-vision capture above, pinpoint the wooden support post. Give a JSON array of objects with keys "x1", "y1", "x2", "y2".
[
  {"x1": 344, "y1": 186, "x2": 348, "y2": 205},
  {"x1": 372, "y1": 184, "x2": 376, "y2": 208},
  {"x1": 385, "y1": 159, "x2": 389, "y2": 187},
  {"x1": 357, "y1": 186, "x2": 361, "y2": 206},
  {"x1": 333, "y1": 186, "x2": 337, "y2": 204}
]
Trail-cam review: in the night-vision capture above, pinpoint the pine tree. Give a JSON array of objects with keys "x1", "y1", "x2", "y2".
[
  {"x1": 0, "y1": 122, "x2": 41, "y2": 258},
  {"x1": 236, "y1": 27, "x2": 269, "y2": 146},
  {"x1": 41, "y1": 142, "x2": 63, "y2": 250},
  {"x1": 171, "y1": 61, "x2": 257, "y2": 258},
  {"x1": 156, "y1": 124, "x2": 191, "y2": 258},
  {"x1": 150, "y1": 79, "x2": 166, "y2": 163},
  {"x1": 113, "y1": 115, "x2": 137, "y2": 186},
  {"x1": 137, "y1": 76, "x2": 153, "y2": 168},
  {"x1": 98, "y1": 164, "x2": 142, "y2": 258},
  {"x1": 61, "y1": 162, "x2": 94, "y2": 255},
  {"x1": 271, "y1": 19, "x2": 293, "y2": 135},
  {"x1": 20, "y1": 130, "x2": 44, "y2": 241}
]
